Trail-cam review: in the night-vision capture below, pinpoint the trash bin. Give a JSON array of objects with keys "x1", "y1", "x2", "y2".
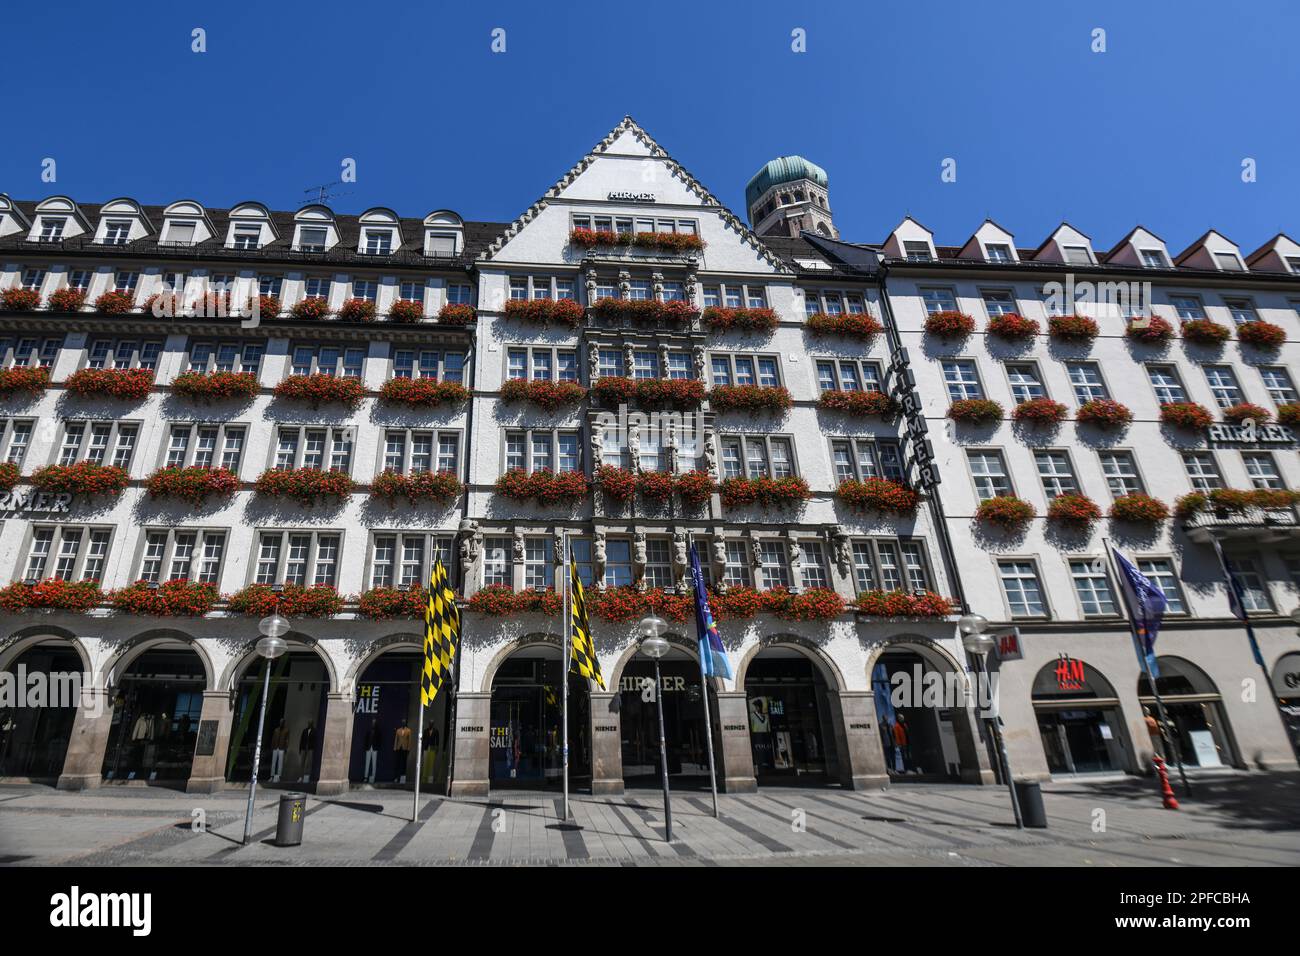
[
  {"x1": 274, "y1": 792, "x2": 307, "y2": 846},
  {"x1": 1013, "y1": 781, "x2": 1048, "y2": 829}
]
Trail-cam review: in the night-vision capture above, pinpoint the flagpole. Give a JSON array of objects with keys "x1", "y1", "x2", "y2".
[
  {"x1": 412, "y1": 696, "x2": 424, "y2": 823},
  {"x1": 445, "y1": 631, "x2": 461, "y2": 798},
  {"x1": 1103, "y1": 539, "x2": 1190, "y2": 796},
  {"x1": 561, "y1": 529, "x2": 571, "y2": 823},
  {"x1": 689, "y1": 535, "x2": 721, "y2": 818}
]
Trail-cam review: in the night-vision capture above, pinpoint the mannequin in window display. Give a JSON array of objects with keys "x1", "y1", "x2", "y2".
[
  {"x1": 270, "y1": 719, "x2": 289, "y2": 782},
  {"x1": 362, "y1": 719, "x2": 380, "y2": 784},
  {"x1": 393, "y1": 717, "x2": 412, "y2": 783},
  {"x1": 298, "y1": 721, "x2": 316, "y2": 783},
  {"x1": 893, "y1": 713, "x2": 912, "y2": 772},
  {"x1": 421, "y1": 722, "x2": 439, "y2": 785},
  {"x1": 880, "y1": 719, "x2": 898, "y2": 773}
]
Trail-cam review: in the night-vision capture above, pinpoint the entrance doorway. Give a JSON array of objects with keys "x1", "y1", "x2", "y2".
[
  {"x1": 488, "y1": 646, "x2": 589, "y2": 790},
  {"x1": 1138, "y1": 656, "x2": 1239, "y2": 769},
  {"x1": 618, "y1": 653, "x2": 717, "y2": 790},
  {"x1": 101, "y1": 649, "x2": 206, "y2": 785},
  {"x1": 350, "y1": 650, "x2": 451, "y2": 789},
  {"x1": 745, "y1": 650, "x2": 835, "y2": 785},
  {"x1": 0, "y1": 643, "x2": 83, "y2": 780},
  {"x1": 1031, "y1": 658, "x2": 1128, "y2": 775},
  {"x1": 227, "y1": 651, "x2": 330, "y2": 789},
  {"x1": 871, "y1": 651, "x2": 964, "y2": 781}
]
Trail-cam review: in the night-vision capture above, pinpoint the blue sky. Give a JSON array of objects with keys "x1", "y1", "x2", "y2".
[{"x1": 6, "y1": 0, "x2": 1298, "y2": 253}]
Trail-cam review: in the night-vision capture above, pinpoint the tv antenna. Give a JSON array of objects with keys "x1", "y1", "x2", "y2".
[{"x1": 300, "y1": 181, "x2": 351, "y2": 206}]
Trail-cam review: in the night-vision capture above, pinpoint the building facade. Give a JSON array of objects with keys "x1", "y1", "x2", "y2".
[{"x1": 0, "y1": 118, "x2": 1295, "y2": 798}]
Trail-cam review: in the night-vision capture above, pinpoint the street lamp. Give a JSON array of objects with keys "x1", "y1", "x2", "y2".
[
  {"x1": 242, "y1": 615, "x2": 289, "y2": 845},
  {"x1": 961, "y1": 627, "x2": 1023, "y2": 830},
  {"x1": 637, "y1": 614, "x2": 672, "y2": 842}
]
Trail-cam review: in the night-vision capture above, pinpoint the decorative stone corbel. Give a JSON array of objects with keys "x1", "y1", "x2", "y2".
[
  {"x1": 593, "y1": 530, "x2": 607, "y2": 590},
  {"x1": 633, "y1": 531, "x2": 647, "y2": 591}
]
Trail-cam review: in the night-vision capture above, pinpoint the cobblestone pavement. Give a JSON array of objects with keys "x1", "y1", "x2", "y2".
[{"x1": 2, "y1": 771, "x2": 1297, "y2": 866}]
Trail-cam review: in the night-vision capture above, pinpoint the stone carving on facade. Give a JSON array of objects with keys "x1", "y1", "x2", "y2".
[
  {"x1": 693, "y1": 345, "x2": 706, "y2": 381},
  {"x1": 512, "y1": 529, "x2": 525, "y2": 563},
  {"x1": 628, "y1": 420, "x2": 641, "y2": 472},
  {"x1": 651, "y1": 272, "x2": 664, "y2": 301},
  {"x1": 589, "y1": 428, "x2": 604, "y2": 469},
  {"x1": 710, "y1": 529, "x2": 728, "y2": 585},
  {"x1": 633, "y1": 531, "x2": 647, "y2": 591},
  {"x1": 664, "y1": 418, "x2": 679, "y2": 475},
  {"x1": 749, "y1": 533, "x2": 764, "y2": 570},
  {"x1": 584, "y1": 267, "x2": 599, "y2": 304},
  {"x1": 587, "y1": 342, "x2": 600, "y2": 382},
  {"x1": 830, "y1": 525, "x2": 852, "y2": 575},
  {"x1": 672, "y1": 530, "x2": 689, "y2": 590},
  {"x1": 553, "y1": 527, "x2": 566, "y2": 566},
  {"x1": 703, "y1": 429, "x2": 719, "y2": 480},
  {"x1": 593, "y1": 531, "x2": 607, "y2": 590},
  {"x1": 787, "y1": 534, "x2": 804, "y2": 592},
  {"x1": 617, "y1": 270, "x2": 631, "y2": 300},
  {"x1": 623, "y1": 342, "x2": 635, "y2": 376}
]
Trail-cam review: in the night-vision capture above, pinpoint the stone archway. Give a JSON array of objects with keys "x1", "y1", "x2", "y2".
[{"x1": 0, "y1": 634, "x2": 89, "y2": 783}]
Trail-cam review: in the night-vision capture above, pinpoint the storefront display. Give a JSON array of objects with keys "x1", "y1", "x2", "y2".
[
  {"x1": 1031, "y1": 657, "x2": 1128, "y2": 775},
  {"x1": 101, "y1": 649, "x2": 205, "y2": 784},
  {"x1": 619, "y1": 658, "x2": 716, "y2": 787},
  {"x1": 227, "y1": 651, "x2": 329, "y2": 788},
  {"x1": 1137, "y1": 656, "x2": 1238, "y2": 769},
  {"x1": 489, "y1": 654, "x2": 589, "y2": 789},
  {"x1": 871, "y1": 654, "x2": 962, "y2": 780},
  {"x1": 745, "y1": 654, "x2": 833, "y2": 783},
  {"x1": 0, "y1": 643, "x2": 83, "y2": 780}
]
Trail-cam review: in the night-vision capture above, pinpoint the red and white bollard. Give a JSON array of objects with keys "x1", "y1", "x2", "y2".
[{"x1": 1152, "y1": 754, "x2": 1180, "y2": 810}]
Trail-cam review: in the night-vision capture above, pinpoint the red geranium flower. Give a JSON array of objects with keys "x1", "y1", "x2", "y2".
[
  {"x1": 111, "y1": 580, "x2": 220, "y2": 617},
  {"x1": 948, "y1": 398, "x2": 1004, "y2": 425},
  {"x1": 1012, "y1": 398, "x2": 1067, "y2": 425},
  {"x1": 94, "y1": 290, "x2": 137, "y2": 315},
  {"x1": 818, "y1": 389, "x2": 899, "y2": 418},
  {"x1": 719, "y1": 475, "x2": 810, "y2": 509},
  {"x1": 1, "y1": 287, "x2": 42, "y2": 311},
  {"x1": 1159, "y1": 402, "x2": 1214, "y2": 430},
  {"x1": 64, "y1": 367, "x2": 154, "y2": 402},
  {"x1": 924, "y1": 311, "x2": 976, "y2": 338},
  {"x1": 228, "y1": 583, "x2": 342, "y2": 618},
  {"x1": 171, "y1": 370, "x2": 259, "y2": 403},
  {"x1": 1180, "y1": 319, "x2": 1232, "y2": 346},
  {"x1": 359, "y1": 586, "x2": 432, "y2": 620},
  {"x1": 503, "y1": 298, "x2": 583, "y2": 327},
  {"x1": 837, "y1": 478, "x2": 919, "y2": 514},
  {"x1": 595, "y1": 465, "x2": 637, "y2": 503},
  {"x1": 387, "y1": 299, "x2": 425, "y2": 323},
  {"x1": 805, "y1": 312, "x2": 882, "y2": 339},
  {"x1": 1277, "y1": 403, "x2": 1300, "y2": 428},
  {"x1": 48, "y1": 288, "x2": 87, "y2": 313},
  {"x1": 1109, "y1": 493, "x2": 1170, "y2": 524},
  {"x1": 438, "y1": 303, "x2": 477, "y2": 325},
  {"x1": 1236, "y1": 320, "x2": 1286, "y2": 350},
  {"x1": 0, "y1": 365, "x2": 51, "y2": 397},
  {"x1": 500, "y1": 378, "x2": 586, "y2": 412},
  {"x1": 146, "y1": 466, "x2": 239, "y2": 504},
  {"x1": 30, "y1": 461, "x2": 130, "y2": 497},
  {"x1": 674, "y1": 470, "x2": 715, "y2": 507},
  {"x1": 338, "y1": 298, "x2": 377, "y2": 322},
  {"x1": 1047, "y1": 493, "x2": 1103, "y2": 529},
  {"x1": 371, "y1": 469, "x2": 462, "y2": 505},
  {"x1": 702, "y1": 306, "x2": 779, "y2": 333},
  {"x1": 1222, "y1": 402, "x2": 1272, "y2": 424},
  {"x1": 708, "y1": 384, "x2": 792, "y2": 413},
  {"x1": 274, "y1": 374, "x2": 365, "y2": 409},
  {"x1": 379, "y1": 378, "x2": 469, "y2": 407},
  {"x1": 254, "y1": 468, "x2": 354, "y2": 505},
  {"x1": 1047, "y1": 315, "x2": 1099, "y2": 342},
  {"x1": 0, "y1": 578, "x2": 103, "y2": 613},
  {"x1": 291, "y1": 296, "x2": 331, "y2": 320},
  {"x1": 975, "y1": 495, "x2": 1035, "y2": 531},
  {"x1": 1125, "y1": 316, "x2": 1175, "y2": 344},
  {"x1": 987, "y1": 313, "x2": 1039, "y2": 340},
  {"x1": 1076, "y1": 399, "x2": 1133, "y2": 429}
]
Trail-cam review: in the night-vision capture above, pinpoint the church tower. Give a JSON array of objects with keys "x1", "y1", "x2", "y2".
[{"x1": 745, "y1": 155, "x2": 838, "y2": 239}]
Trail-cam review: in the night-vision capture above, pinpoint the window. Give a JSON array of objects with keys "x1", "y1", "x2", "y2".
[
  {"x1": 1147, "y1": 365, "x2": 1187, "y2": 404},
  {"x1": 830, "y1": 438, "x2": 904, "y2": 483},
  {"x1": 665, "y1": 352, "x2": 691, "y2": 380},
  {"x1": 800, "y1": 541, "x2": 829, "y2": 590},
  {"x1": 722, "y1": 540, "x2": 752, "y2": 588},
  {"x1": 86, "y1": 337, "x2": 162, "y2": 371},
  {"x1": 1065, "y1": 362, "x2": 1108, "y2": 403},
  {"x1": 363, "y1": 230, "x2": 392, "y2": 255},
  {"x1": 304, "y1": 276, "x2": 331, "y2": 300},
  {"x1": 1139, "y1": 248, "x2": 1168, "y2": 269},
  {"x1": 1035, "y1": 450, "x2": 1078, "y2": 499},
  {"x1": 506, "y1": 346, "x2": 578, "y2": 383},
  {"x1": 1203, "y1": 365, "x2": 1242, "y2": 408},
  {"x1": 967, "y1": 450, "x2": 1012, "y2": 501},
  {"x1": 755, "y1": 540, "x2": 789, "y2": 588},
  {"x1": 1181, "y1": 451, "x2": 1222, "y2": 492},
  {"x1": 999, "y1": 560, "x2": 1047, "y2": 617},
  {"x1": 253, "y1": 531, "x2": 341, "y2": 587},
  {"x1": 941, "y1": 360, "x2": 982, "y2": 401},
  {"x1": 392, "y1": 348, "x2": 465, "y2": 383},
  {"x1": 369, "y1": 533, "x2": 454, "y2": 589},
  {"x1": 1242, "y1": 452, "x2": 1284, "y2": 490},
  {"x1": 631, "y1": 350, "x2": 658, "y2": 380},
  {"x1": 521, "y1": 537, "x2": 554, "y2": 589},
  {"x1": 58, "y1": 420, "x2": 139, "y2": 469},
  {"x1": 504, "y1": 429, "x2": 581, "y2": 473},
  {"x1": 1214, "y1": 251, "x2": 1244, "y2": 271},
  {"x1": 981, "y1": 289, "x2": 1017, "y2": 316},
  {"x1": 398, "y1": 281, "x2": 425, "y2": 304},
  {"x1": 1287, "y1": 257, "x2": 1300, "y2": 275},
  {"x1": 38, "y1": 218, "x2": 66, "y2": 242},
  {"x1": 114, "y1": 271, "x2": 139, "y2": 293},
  {"x1": 851, "y1": 538, "x2": 932, "y2": 593},
  {"x1": 274, "y1": 426, "x2": 353, "y2": 473},
  {"x1": 985, "y1": 243, "x2": 1013, "y2": 263},
  {"x1": 139, "y1": 529, "x2": 227, "y2": 584},
  {"x1": 1098, "y1": 451, "x2": 1144, "y2": 497},
  {"x1": 605, "y1": 538, "x2": 633, "y2": 589},
  {"x1": 482, "y1": 537, "x2": 512, "y2": 587},
  {"x1": 816, "y1": 359, "x2": 882, "y2": 393},
  {"x1": 291, "y1": 344, "x2": 365, "y2": 378},
  {"x1": 426, "y1": 232, "x2": 457, "y2": 256},
  {"x1": 709, "y1": 353, "x2": 780, "y2": 388},
  {"x1": 447, "y1": 283, "x2": 474, "y2": 305},
  {"x1": 165, "y1": 221, "x2": 197, "y2": 246},
  {"x1": 1137, "y1": 558, "x2": 1185, "y2": 614},
  {"x1": 720, "y1": 435, "x2": 797, "y2": 479},
  {"x1": 187, "y1": 340, "x2": 264, "y2": 374},
  {"x1": 1225, "y1": 556, "x2": 1271, "y2": 611},
  {"x1": 382, "y1": 428, "x2": 460, "y2": 475},
  {"x1": 903, "y1": 241, "x2": 932, "y2": 262},
  {"x1": 103, "y1": 220, "x2": 132, "y2": 245},
  {"x1": 21, "y1": 267, "x2": 46, "y2": 291},
  {"x1": 298, "y1": 226, "x2": 328, "y2": 252},
  {"x1": 1222, "y1": 297, "x2": 1258, "y2": 325},
  {"x1": 1069, "y1": 558, "x2": 1116, "y2": 616},
  {"x1": 0, "y1": 336, "x2": 61, "y2": 368},
  {"x1": 1168, "y1": 295, "x2": 1205, "y2": 321},
  {"x1": 644, "y1": 538, "x2": 674, "y2": 590},
  {"x1": 1260, "y1": 367, "x2": 1298, "y2": 406},
  {"x1": 0, "y1": 419, "x2": 34, "y2": 465},
  {"x1": 351, "y1": 279, "x2": 378, "y2": 302},
  {"x1": 23, "y1": 526, "x2": 112, "y2": 582},
  {"x1": 921, "y1": 287, "x2": 957, "y2": 313},
  {"x1": 1062, "y1": 244, "x2": 1093, "y2": 265},
  {"x1": 165, "y1": 423, "x2": 246, "y2": 471},
  {"x1": 66, "y1": 270, "x2": 92, "y2": 292},
  {"x1": 597, "y1": 349, "x2": 625, "y2": 379},
  {"x1": 1006, "y1": 363, "x2": 1046, "y2": 403},
  {"x1": 232, "y1": 224, "x2": 261, "y2": 250}
]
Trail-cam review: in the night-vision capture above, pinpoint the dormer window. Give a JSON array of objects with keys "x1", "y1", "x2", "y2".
[
  {"x1": 1287, "y1": 256, "x2": 1300, "y2": 274},
  {"x1": 426, "y1": 232, "x2": 457, "y2": 256},
  {"x1": 1140, "y1": 248, "x2": 1168, "y2": 268},
  {"x1": 1062, "y1": 244, "x2": 1093, "y2": 265},
  {"x1": 985, "y1": 243, "x2": 1013, "y2": 262},
  {"x1": 903, "y1": 241, "x2": 932, "y2": 262},
  {"x1": 38, "y1": 218, "x2": 66, "y2": 242},
  {"x1": 165, "y1": 221, "x2": 197, "y2": 246},
  {"x1": 299, "y1": 227, "x2": 328, "y2": 252},
  {"x1": 1214, "y1": 251, "x2": 1244, "y2": 271},
  {"x1": 232, "y1": 224, "x2": 261, "y2": 250},
  {"x1": 103, "y1": 221, "x2": 131, "y2": 245},
  {"x1": 363, "y1": 230, "x2": 392, "y2": 255}
]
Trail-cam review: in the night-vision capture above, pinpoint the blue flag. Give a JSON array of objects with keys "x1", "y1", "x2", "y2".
[
  {"x1": 1111, "y1": 546, "x2": 1167, "y2": 678},
  {"x1": 689, "y1": 544, "x2": 731, "y2": 679},
  {"x1": 1209, "y1": 537, "x2": 1266, "y2": 667}
]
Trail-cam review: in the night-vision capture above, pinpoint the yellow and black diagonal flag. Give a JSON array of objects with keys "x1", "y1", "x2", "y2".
[
  {"x1": 568, "y1": 558, "x2": 605, "y2": 690},
  {"x1": 421, "y1": 558, "x2": 461, "y2": 707}
]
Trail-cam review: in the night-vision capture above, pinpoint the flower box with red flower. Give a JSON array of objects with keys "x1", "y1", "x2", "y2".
[
  {"x1": 468, "y1": 584, "x2": 524, "y2": 616},
  {"x1": 0, "y1": 461, "x2": 19, "y2": 494},
  {"x1": 1180, "y1": 319, "x2": 1232, "y2": 346},
  {"x1": 378, "y1": 377, "x2": 469, "y2": 408},
  {"x1": 674, "y1": 470, "x2": 714, "y2": 507},
  {"x1": 371, "y1": 469, "x2": 462, "y2": 505},
  {"x1": 719, "y1": 475, "x2": 810, "y2": 509},
  {"x1": 254, "y1": 467, "x2": 355, "y2": 505},
  {"x1": 702, "y1": 306, "x2": 779, "y2": 333},
  {"x1": 438, "y1": 303, "x2": 477, "y2": 325},
  {"x1": 708, "y1": 384, "x2": 792, "y2": 414},
  {"x1": 1222, "y1": 402, "x2": 1272, "y2": 424},
  {"x1": 589, "y1": 377, "x2": 639, "y2": 407},
  {"x1": 1159, "y1": 402, "x2": 1214, "y2": 430},
  {"x1": 855, "y1": 590, "x2": 954, "y2": 619},
  {"x1": 595, "y1": 465, "x2": 637, "y2": 503},
  {"x1": 975, "y1": 495, "x2": 1034, "y2": 531},
  {"x1": 568, "y1": 228, "x2": 623, "y2": 249},
  {"x1": 94, "y1": 289, "x2": 136, "y2": 315},
  {"x1": 1278, "y1": 403, "x2": 1300, "y2": 428},
  {"x1": 146, "y1": 466, "x2": 239, "y2": 504},
  {"x1": 1047, "y1": 493, "x2": 1103, "y2": 529},
  {"x1": 1076, "y1": 399, "x2": 1133, "y2": 429},
  {"x1": 30, "y1": 461, "x2": 130, "y2": 497},
  {"x1": 634, "y1": 378, "x2": 706, "y2": 409},
  {"x1": 337, "y1": 298, "x2": 377, "y2": 322},
  {"x1": 773, "y1": 588, "x2": 845, "y2": 621},
  {"x1": 48, "y1": 288, "x2": 87, "y2": 313},
  {"x1": 805, "y1": 312, "x2": 882, "y2": 339},
  {"x1": 590, "y1": 298, "x2": 697, "y2": 327},
  {"x1": 228, "y1": 583, "x2": 342, "y2": 618},
  {"x1": 193, "y1": 290, "x2": 232, "y2": 319},
  {"x1": 64, "y1": 367, "x2": 155, "y2": 402},
  {"x1": 924, "y1": 311, "x2": 975, "y2": 338},
  {"x1": 588, "y1": 586, "x2": 649, "y2": 624},
  {"x1": 520, "y1": 588, "x2": 564, "y2": 616},
  {"x1": 947, "y1": 398, "x2": 1004, "y2": 425},
  {"x1": 274, "y1": 373, "x2": 365, "y2": 409},
  {"x1": 0, "y1": 578, "x2": 103, "y2": 613},
  {"x1": 291, "y1": 296, "x2": 331, "y2": 321},
  {"x1": 249, "y1": 294, "x2": 281, "y2": 321},
  {"x1": 359, "y1": 586, "x2": 430, "y2": 620},
  {"x1": 837, "y1": 477, "x2": 919, "y2": 514},
  {"x1": 709, "y1": 586, "x2": 763, "y2": 621},
  {"x1": 1236, "y1": 320, "x2": 1286, "y2": 350},
  {"x1": 1047, "y1": 315, "x2": 1099, "y2": 342},
  {"x1": 111, "y1": 579, "x2": 220, "y2": 617},
  {"x1": 493, "y1": 469, "x2": 589, "y2": 505},
  {"x1": 386, "y1": 299, "x2": 425, "y2": 323},
  {"x1": 500, "y1": 378, "x2": 586, "y2": 412},
  {"x1": 1012, "y1": 397, "x2": 1067, "y2": 425},
  {"x1": 638, "y1": 231, "x2": 705, "y2": 253},
  {"x1": 1184, "y1": 487, "x2": 1300, "y2": 516},
  {"x1": 1, "y1": 287, "x2": 41, "y2": 311},
  {"x1": 1125, "y1": 316, "x2": 1175, "y2": 343},
  {"x1": 1109, "y1": 493, "x2": 1170, "y2": 524},
  {"x1": 986, "y1": 313, "x2": 1039, "y2": 341},
  {"x1": 503, "y1": 298, "x2": 582, "y2": 327},
  {"x1": 171, "y1": 370, "x2": 260, "y2": 403},
  {"x1": 0, "y1": 365, "x2": 51, "y2": 397},
  {"x1": 818, "y1": 389, "x2": 899, "y2": 418},
  {"x1": 637, "y1": 470, "x2": 674, "y2": 501}
]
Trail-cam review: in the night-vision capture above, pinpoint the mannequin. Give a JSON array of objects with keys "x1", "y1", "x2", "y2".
[
  {"x1": 893, "y1": 714, "x2": 911, "y2": 772},
  {"x1": 421, "y1": 722, "x2": 439, "y2": 785},
  {"x1": 270, "y1": 720, "x2": 289, "y2": 782},
  {"x1": 298, "y1": 721, "x2": 316, "y2": 783},
  {"x1": 363, "y1": 718, "x2": 380, "y2": 784},
  {"x1": 393, "y1": 718, "x2": 412, "y2": 783}
]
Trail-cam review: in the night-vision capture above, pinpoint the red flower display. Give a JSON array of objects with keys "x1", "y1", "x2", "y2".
[
  {"x1": 387, "y1": 299, "x2": 425, "y2": 323},
  {"x1": 358, "y1": 586, "x2": 433, "y2": 620},
  {"x1": 438, "y1": 303, "x2": 477, "y2": 325},
  {"x1": 568, "y1": 228, "x2": 704, "y2": 253},
  {"x1": 94, "y1": 290, "x2": 136, "y2": 315},
  {"x1": 0, "y1": 578, "x2": 103, "y2": 613},
  {"x1": 1076, "y1": 399, "x2": 1133, "y2": 429},
  {"x1": 1047, "y1": 315, "x2": 1099, "y2": 342},
  {"x1": 1180, "y1": 319, "x2": 1232, "y2": 346},
  {"x1": 1047, "y1": 493, "x2": 1103, "y2": 529},
  {"x1": 1236, "y1": 320, "x2": 1286, "y2": 350},
  {"x1": 771, "y1": 588, "x2": 846, "y2": 622},
  {"x1": 708, "y1": 384, "x2": 792, "y2": 413},
  {"x1": 589, "y1": 377, "x2": 639, "y2": 406},
  {"x1": 500, "y1": 378, "x2": 586, "y2": 411},
  {"x1": 1125, "y1": 316, "x2": 1175, "y2": 344},
  {"x1": 947, "y1": 398, "x2": 1004, "y2": 425},
  {"x1": 1110, "y1": 493, "x2": 1171, "y2": 524},
  {"x1": 1159, "y1": 402, "x2": 1214, "y2": 430},
  {"x1": 467, "y1": 585, "x2": 562, "y2": 617},
  {"x1": 1222, "y1": 402, "x2": 1272, "y2": 424},
  {"x1": 924, "y1": 311, "x2": 975, "y2": 338},
  {"x1": 170, "y1": 370, "x2": 260, "y2": 403},
  {"x1": 837, "y1": 478, "x2": 919, "y2": 514},
  {"x1": 1278, "y1": 403, "x2": 1300, "y2": 428},
  {"x1": 805, "y1": 312, "x2": 882, "y2": 339},
  {"x1": 274, "y1": 374, "x2": 366, "y2": 409},
  {"x1": 1012, "y1": 398, "x2": 1068, "y2": 425},
  {"x1": 30, "y1": 462, "x2": 130, "y2": 497},
  {"x1": 1178, "y1": 488, "x2": 1300, "y2": 518},
  {"x1": 111, "y1": 580, "x2": 220, "y2": 617},
  {"x1": 503, "y1": 298, "x2": 583, "y2": 327},
  {"x1": 493, "y1": 469, "x2": 589, "y2": 505},
  {"x1": 709, "y1": 586, "x2": 765, "y2": 621},
  {"x1": 2, "y1": 287, "x2": 41, "y2": 311},
  {"x1": 254, "y1": 468, "x2": 355, "y2": 504},
  {"x1": 818, "y1": 389, "x2": 899, "y2": 418},
  {"x1": 674, "y1": 470, "x2": 715, "y2": 507},
  {"x1": 141, "y1": 293, "x2": 183, "y2": 317},
  {"x1": 371, "y1": 469, "x2": 462, "y2": 505},
  {"x1": 146, "y1": 466, "x2": 239, "y2": 504},
  {"x1": 0, "y1": 461, "x2": 19, "y2": 493},
  {"x1": 637, "y1": 470, "x2": 675, "y2": 501},
  {"x1": 291, "y1": 296, "x2": 331, "y2": 320},
  {"x1": 250, "y1": 295, "x2": 281, "y2": 321},
  {"x1": 64, "y1": 367, "x2": 155, "y2": 402},
  {"x1": 702, "y1": 306, "x2": 779, "y2": 333},
  {"x1": 338, "y1": 298, "x2": 377, "y2": 322},
  {"x1": 595, "y1": 465, "x2": 637, "y2": 503},
  {"x1": 48, "y1": 288, "x2": 87, "y2": 313},
  {"x1": 591, "y1": 298, "x2": 700, "y2": 327},
  {"x1": 634, "y1": 378, "x2": 707, "y2": 409},
  {"x1": 228, "y1": 583, "x2": 342, "y2": 618},
  {"x1": 719, "y1": 475, "x2": 811, "y2": 509},
  {"x1": 855, "y1": 590, "x2": 953, "y2": 619},
  {"x1": 975, "y1": 495, "x2": 1035, "y2": 531},
  {"x1": 986, "y1": 313, "x2": 1039, "y2": 340},
  {"x1": 0, "y1": 365, "x2": 51, "y2": 397},
  {"x1": 379, "y1": 377, "x2": 469, "y2": 407}
]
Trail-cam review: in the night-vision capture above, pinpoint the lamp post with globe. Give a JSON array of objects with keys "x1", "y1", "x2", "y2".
[
  {"x1": 959, "y1": 613, "x2": 1023, "y2": 829},
  {"x1": 242, "y1": 613, "x2": 290, "y2": 845}
]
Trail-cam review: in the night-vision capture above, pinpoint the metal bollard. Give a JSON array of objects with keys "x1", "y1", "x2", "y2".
[{"x1": 274, "y1": 792, "x2": 307, "y2": 846}]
